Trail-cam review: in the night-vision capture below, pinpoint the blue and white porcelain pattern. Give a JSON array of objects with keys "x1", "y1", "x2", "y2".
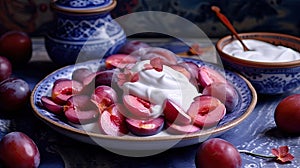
[
  {"x1": 55, "y1": 0, "x2": 113, "y2": 10},
  {"x1": 31, "y1": 58, "x2": 257, "y2": 151},
  {"x1": 224, "y1": 61, "x2": 300, "y2": 94},
  {"x1": 217, "y1": 32, "x2": 300, "y2": 95},
  {"x1": 45, "y1": 0, "x2": 126, "y2": 65}
]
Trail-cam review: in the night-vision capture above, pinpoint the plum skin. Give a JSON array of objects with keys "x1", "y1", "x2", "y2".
[
  {"x1": 0, "y1": 31, "x2": 32, "y2": 66},
  {"x1": 202, "y1": 82, "x2": 239, "y2": 112},
  {"x1": 195, "y1": 138, "x2": 242, "y2": 168},
  {"x1": 0, "y1": 56, "x2": 12, "y2": 82},
  {"x1": 274, "y1": 94, "x2": 300, "y2": 135},
  {"x1": 72, "y1": 68, "x2": 93, "y2": 83},
  {"x1": 126, "y1": 117, "x2": 164, "y2": 136},
  {"x1": 0, "y1": 132, "x2": 40, "y2": 168},
  {"x1": 0, "y1": 78, "x2": 31, "y2": 112}
]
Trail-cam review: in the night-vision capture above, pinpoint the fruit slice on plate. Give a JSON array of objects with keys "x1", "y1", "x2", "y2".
[
  {"x1": 202, "y1": 82, "x2": 239, "y2": 112},
  {"x1": 169, "y1": 65, "x2": 191, "y2": 80},
  {"x1": 41, "y1": 96, "x2": 63, "y2": 115},
  {"x1": 126, "y1": 116, "x2": 164, "y2": 136},
  {"x1": 98, "y1": 104, "x2": 128, "y2": 136},
  {"x1": 64, "y1": 95, "x2": 99, "y2": 124},
  {"x1": 177, "y1": 61, "x2": 199, "y2": 80},
  {"x1": 123, "y1": 94, "x2": 153, "y2": 119},
  {"x1": 78, "y1": 69, "x2": 115, "y2": 95},
  {"x1": 64, "y1": 95, "x2": 96, "y2": 111},
  {"x1": 65, "y1": 108, "x2": 99, "y2": 124},
  {"x1": 105, "y1": 54, "x2": 138, "y2": 69},
  {"x1": 132, "y1": 47, "x2": 178, "y2": 65},
  {"x1": 91, "y1": 85, "x2": 118, "y2": 112},
  {"x1": 188, "y1": 95, "x2": 226, "y2": 128},
  {"x1": 80, "y1": 70, "x2": 115, "y2": 89},
  {"x1": 198, "y1": 66, "x2": 226, "y2": 88},
  {"x1": 72, "y1": 68, "x2": 93, "y2": 83},
  {"x1": 165, "y1": 122, "x2": 200, "y2": 135},
  {"x1": 94, "y1": 70, "x2": 115, "y2": 86},
  {"x1": 163, "y1": 99, "x2": 192, "y2": 125},
  {"x1": 51, "y1": 79, "x2": 83, "y2": 105}
]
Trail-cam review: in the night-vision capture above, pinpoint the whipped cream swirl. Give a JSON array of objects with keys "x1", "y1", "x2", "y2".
[{"x1": 122, "y1": 60, "x2": 200, "y2": 118}]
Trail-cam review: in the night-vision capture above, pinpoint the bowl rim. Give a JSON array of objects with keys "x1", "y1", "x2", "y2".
[
  {"x1": 51, "y1": 0, "x2": 117, "y2": 14},
  {"x1": 216, "y1": 32, "x2": 300, "y2": 68}
]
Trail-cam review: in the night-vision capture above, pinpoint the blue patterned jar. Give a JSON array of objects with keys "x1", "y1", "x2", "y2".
[{"x1": 45, "y1": 0, "x2": 126, "y2": 65}]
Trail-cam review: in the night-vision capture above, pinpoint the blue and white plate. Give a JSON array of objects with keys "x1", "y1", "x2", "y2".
[{"x1": 30, "y1": 58, "x2": 257, "y2": 156}]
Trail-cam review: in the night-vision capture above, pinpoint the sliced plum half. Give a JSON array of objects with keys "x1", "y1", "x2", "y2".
[
  {"x1": 198, "y1": 66, "x2": 226, "y2": 88},
  {"x1": 122, "y1": 94, "x2": 154, "y2": 119},
  {"x1": 105, "y1": 54, "x2": 138, "y2": 69},
  {"x1": 98, "y1": 104, "x2": 129, "y2": 136},
  {"x1": 51, "y1": 79, "x2": 83, "y2": 105},
  {"x1": 126, "y1": 116, "x2": 164, "y2": 136},
  {"x1": 91, "y1": 85, "x2": 118, "y2": 112},
  {"x1": 40, "y1": 96, "x2": 63, "y2": 115},
  {"x1": 165, "y1": 122, "x2": 200, "y2": 135},
  {"x1": 187, "y1": 95, "x2": 226, "y2": 128},
  {"x1": 64, "y1": 95, "x2": 99, "y2": 124},
  {"x1": 202, "y1": 82, "x2": 239, "y2": 112},
  {"x1": 163, "y1": 99, "x2": 191, "y2": 125}
]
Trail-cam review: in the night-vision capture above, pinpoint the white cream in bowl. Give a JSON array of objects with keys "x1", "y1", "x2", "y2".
[{"x1": 222, "y1": 39, "x2": 300, "y2": 62}]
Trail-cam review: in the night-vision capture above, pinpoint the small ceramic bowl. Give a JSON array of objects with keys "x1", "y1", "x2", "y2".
[{"x1": 216, "y1": 32, "x2": 300, "y2": 94}]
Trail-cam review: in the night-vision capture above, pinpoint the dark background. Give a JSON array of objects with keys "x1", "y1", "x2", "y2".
[{"x1": 0, "y1": 0, "x2": 299, "y2": 38}]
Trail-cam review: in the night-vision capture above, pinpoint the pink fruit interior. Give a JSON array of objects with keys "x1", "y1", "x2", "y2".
[
  {"x1": 188, "y1": 96, "x2": 226, "y2": 128},
  {"x1": 163, "y1": 99, "x2": 191, "y2": 125},
  {"x1": 198, "y1": 66, "x2": 226, "y2": 88},
  {"x1": 123, "y1": 95, "x2": 152, "y2": 119},
  {"x1": 166, "y1": 122, "x2": 200, "y2": 134},
  {"x1": 65, "y1": 108, "x2": 98, "y2": 124},
  {"x1": 126, "y1": 117, "x2": 164, "y2": 136},
  {"x1": 99, "y1": 110, "x2": 128, "y2": 136},
  {"x1": 41, "y1": 96, "x2": 63, "y2": 114},
  {"x1": 105, "y1": 54, "x2": 137, "y2": 69},
  {"x1": 51, "y1": 79, "x2": 83, "y2": 104}
]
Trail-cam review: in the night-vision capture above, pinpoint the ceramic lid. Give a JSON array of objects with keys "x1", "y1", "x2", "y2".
[{"x1": 51, "y1": 0, "x2": 116, "y2": 14}]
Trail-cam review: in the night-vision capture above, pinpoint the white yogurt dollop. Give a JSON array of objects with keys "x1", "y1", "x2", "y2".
[
  {"x1": 222, "y1": 39, "x2": 300, "y2": 62},
  {"x1": 122, "y1": 60, "x2": 200, "y2": 118}
]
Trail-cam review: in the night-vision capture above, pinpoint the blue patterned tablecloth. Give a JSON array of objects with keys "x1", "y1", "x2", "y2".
[{"x1": 1, "y1": 39, "x2": 299, "y2": 168}]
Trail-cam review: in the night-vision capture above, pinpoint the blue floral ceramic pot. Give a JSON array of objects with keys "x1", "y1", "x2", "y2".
[{"x1": 45, "y1": 0, "x2": 126, "y2": 65}]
